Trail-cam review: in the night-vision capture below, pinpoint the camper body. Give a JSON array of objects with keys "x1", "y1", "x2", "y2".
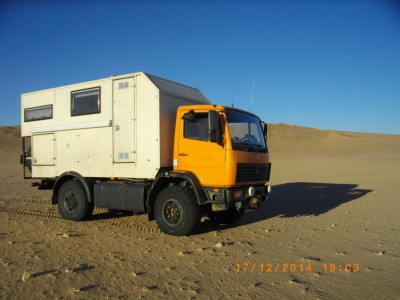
[{"x1": 21, "y1": 72, "x2": 271, "y2": 236}]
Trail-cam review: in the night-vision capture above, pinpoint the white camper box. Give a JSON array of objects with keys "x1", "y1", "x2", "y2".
[{"x1": 21, "y1": 72, "x2": 209, "y2": 179}]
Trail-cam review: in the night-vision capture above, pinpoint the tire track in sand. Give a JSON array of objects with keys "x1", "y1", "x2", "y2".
[{"x1": 0, "y1": 198, "x2": 161, "y2": 234}]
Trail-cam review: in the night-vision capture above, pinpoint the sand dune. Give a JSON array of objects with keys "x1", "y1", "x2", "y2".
[
  {"x1": 0, "y1": 125, "x2": 20, "y2": 137},
  {"x1": 0, "y1": 124, "x2": 399, "y2": 299},
  {"x1": 268, "y1": 123, "x2": 400, "y2": 161}
]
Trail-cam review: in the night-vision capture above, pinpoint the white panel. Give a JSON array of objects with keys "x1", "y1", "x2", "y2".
[
  {"x1": 32, "y1": 134, "x2": 55, "y2": 166},
  {"x1": 55, "y1": 127, "x2": 113, "y2": 177},
  {"x1": 29, "y1": 120, "x2": 111, "y2": 133},
  {"x1": 134, "y1": 75, "x2": 160, "y2": 178},
  {"x1": 113, "y1": 77, "x2": 136, "y2": 163}
]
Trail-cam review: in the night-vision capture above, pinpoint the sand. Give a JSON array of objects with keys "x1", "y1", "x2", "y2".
[{"x1": 0, "y1": 124, "x2": 399, "y2": 299}]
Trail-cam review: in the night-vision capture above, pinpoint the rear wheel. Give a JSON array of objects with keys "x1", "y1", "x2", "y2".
[
  {"x1": 57, "y1": 179, "x2": 94, "y2": 221},
  {"x1": 209, "y1": 208, "x2": 245, "y2": 225},
  {"x1": 154, "y1": 185, "x2": 201, "y2": 236}
]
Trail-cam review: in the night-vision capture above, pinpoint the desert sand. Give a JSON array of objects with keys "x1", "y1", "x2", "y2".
[{"x1": 0, "y1": 124, "x2": 399, "y2": 299}]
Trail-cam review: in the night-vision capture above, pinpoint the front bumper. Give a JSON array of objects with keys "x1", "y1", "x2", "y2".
[{"x1": 205, "y1": 184, "x2": 271, "y2": 211}]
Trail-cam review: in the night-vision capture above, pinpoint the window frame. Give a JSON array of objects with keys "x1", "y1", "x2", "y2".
[
  {"x1": 71, "y1": 87, "x2": 101, "y2": 117},
  {"x1": 24, "y1": 105, "x2": 53, "y2": 122},
  {"x1": 225, "y1": 108, "x2": 267, "y2": 153},
  {"x1": 183, "y1": 112, "x2": 209, "y2": 142}
]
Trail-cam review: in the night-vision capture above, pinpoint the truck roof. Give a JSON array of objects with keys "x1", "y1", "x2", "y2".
[
  {"x1": 146, "y1": 73, "x2": 209, "y2": 104},
  {"x1": 22, "y1": 72, "x2": 209, "y2": 104},
  {"x1": 177, "y1": 104, "x2": 262, "y2": 119}
]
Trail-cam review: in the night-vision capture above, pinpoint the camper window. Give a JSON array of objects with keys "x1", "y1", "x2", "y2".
[
  {"x1": 24, "y1": 105, "x2": 53, "y2": 122},
  {"x1": 71, "y1": 87, "x2": 100, "y2": 116}
]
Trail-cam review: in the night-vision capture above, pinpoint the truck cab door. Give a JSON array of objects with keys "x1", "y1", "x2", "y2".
[{"x1": 175, "y1": 110, "x2": 225, "y2": 187}]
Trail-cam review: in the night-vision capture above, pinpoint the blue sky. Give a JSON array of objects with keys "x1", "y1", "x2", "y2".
[{"x1": 1, "y1": 0, "x2": 399, "y2": 134}]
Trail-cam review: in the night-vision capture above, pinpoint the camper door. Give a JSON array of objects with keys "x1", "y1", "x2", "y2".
[{"x1": 113, "y1": 78, "x2": 136, "y2": 163}]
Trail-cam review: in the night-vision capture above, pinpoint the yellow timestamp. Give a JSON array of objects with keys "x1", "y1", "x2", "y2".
[
  {"x1": 322, "y1": 263, "x2": 360, "y2": 272},
  {"x1": 235, "y1": 263, "x2": 313, "y2": 273},
  {"x1": 235, "y1": 262, "x2": 360, "y2": 273}
]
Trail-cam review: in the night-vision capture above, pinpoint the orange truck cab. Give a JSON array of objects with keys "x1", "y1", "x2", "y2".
[{"x1": 153, "y1": 104, "x2": 271, "y2": 233}]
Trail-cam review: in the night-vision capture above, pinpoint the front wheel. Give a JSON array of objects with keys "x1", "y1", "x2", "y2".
[
  {"x1": 154, "y1": 186, "x2": 201, "y2": 236},
  {"x1": 57, "y1": 179, "x2": 94, "y2": 221}
]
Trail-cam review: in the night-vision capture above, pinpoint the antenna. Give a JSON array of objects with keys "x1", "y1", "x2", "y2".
[
  {"x1": 232, "y1": 84, "x2": 235, "y2": 108},
  {"x1": 250, "y1": 74, "x2": 255, "y2": 112}
]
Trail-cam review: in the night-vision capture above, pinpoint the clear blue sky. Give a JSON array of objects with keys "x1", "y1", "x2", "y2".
[{"x1": 1, "y1": 0, "x2": 399, "y2": 134}]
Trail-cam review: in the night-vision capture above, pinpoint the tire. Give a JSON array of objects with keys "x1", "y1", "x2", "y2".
[
  {"x1": 57, "y1": 179, "x2": 94, "y2": 221},
  {"x1": 209, "y1": 208, "x2": 244, "y2": 225},
  {"x1": 154, "y1": 185, "x2": 201, "y2": 236}
]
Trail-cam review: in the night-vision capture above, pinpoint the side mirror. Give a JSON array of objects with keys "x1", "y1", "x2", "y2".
[
  {"x1": 261, "y1": 121, "x2": 267, "y2": 138},
  {"x1": 208, "y1": 110, "x2": 222, "y2": 144},
  {"x1": 260, "y1": 121, "x2": 269, "y2": 153}
]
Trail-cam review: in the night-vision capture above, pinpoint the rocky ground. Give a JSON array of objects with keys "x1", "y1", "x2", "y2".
[{"x1": 0, "y1": 124, "x2": 399, "y2": 299}]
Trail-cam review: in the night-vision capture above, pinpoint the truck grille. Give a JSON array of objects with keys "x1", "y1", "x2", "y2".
[{"x1": 236, "y1": 163, "x2": 271, "y2": 183}]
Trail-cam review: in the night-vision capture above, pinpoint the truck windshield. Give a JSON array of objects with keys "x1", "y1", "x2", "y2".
[{"x1": 225, "y1": 109, "x2": 267, "y2": 153}]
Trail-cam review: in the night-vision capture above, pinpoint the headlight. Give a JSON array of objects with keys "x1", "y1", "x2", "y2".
[{"x1": 248, "y1": 186, "x2": 255, "y2": 197}]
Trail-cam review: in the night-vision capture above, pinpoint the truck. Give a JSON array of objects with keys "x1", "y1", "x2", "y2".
[{"x1": 20, "y1": 72, "x2": 271, "y2": 236}]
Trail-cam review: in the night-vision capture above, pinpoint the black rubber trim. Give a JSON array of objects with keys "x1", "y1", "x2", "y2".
[
  {"x1": 148, "y1": 170, "x2": 208, "y2": 206},
  {"x1": 52, "y1": 172, "x2": 94, "y2": 205}
]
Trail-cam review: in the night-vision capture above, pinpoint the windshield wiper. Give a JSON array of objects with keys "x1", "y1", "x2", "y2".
[
  {"x1": 252, "y1": 144, "x2": 267, "y2": 152},
  {"x1": 252, "y1": 144, "x2": 266, "y2": 149},
  {"x1": 233, "y1": 142, "x2": 258, "y2": 152},
  {"x1": 233, "y1": 142, "x2": 266, "y2": 152}
]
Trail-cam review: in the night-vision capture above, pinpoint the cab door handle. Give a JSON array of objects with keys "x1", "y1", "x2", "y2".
[{"x1": 179, "y1": 153, "x2": 188, "y2": 156}]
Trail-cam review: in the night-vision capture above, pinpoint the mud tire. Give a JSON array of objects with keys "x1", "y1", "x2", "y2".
[
  {"x1": 154, "y1": 186, "x2": 201, "y2": 236},
  {"x1": 57, "y1": 179, "x2": 94, "y2": 221}
]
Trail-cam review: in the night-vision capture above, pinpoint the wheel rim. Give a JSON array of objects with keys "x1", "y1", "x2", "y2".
[
  {"x1": 163, "y1": 200, "x2": 182, "y2": 224},
  {"x1": 64, "y1": 192, "x2": 78, "y2": 211}
]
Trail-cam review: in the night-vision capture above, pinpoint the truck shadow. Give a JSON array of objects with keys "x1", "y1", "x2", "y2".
[
  {"x1": 89, "y1": 210, "x2": 135, "y2": 221},
  {"x1": 202, "y1": 182, "x2": 372, "y2": 232}
]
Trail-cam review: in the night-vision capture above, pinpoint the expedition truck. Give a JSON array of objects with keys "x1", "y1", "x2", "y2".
[{"x1": 20, "y1": 72, "x2": 271, "y2": 236}]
